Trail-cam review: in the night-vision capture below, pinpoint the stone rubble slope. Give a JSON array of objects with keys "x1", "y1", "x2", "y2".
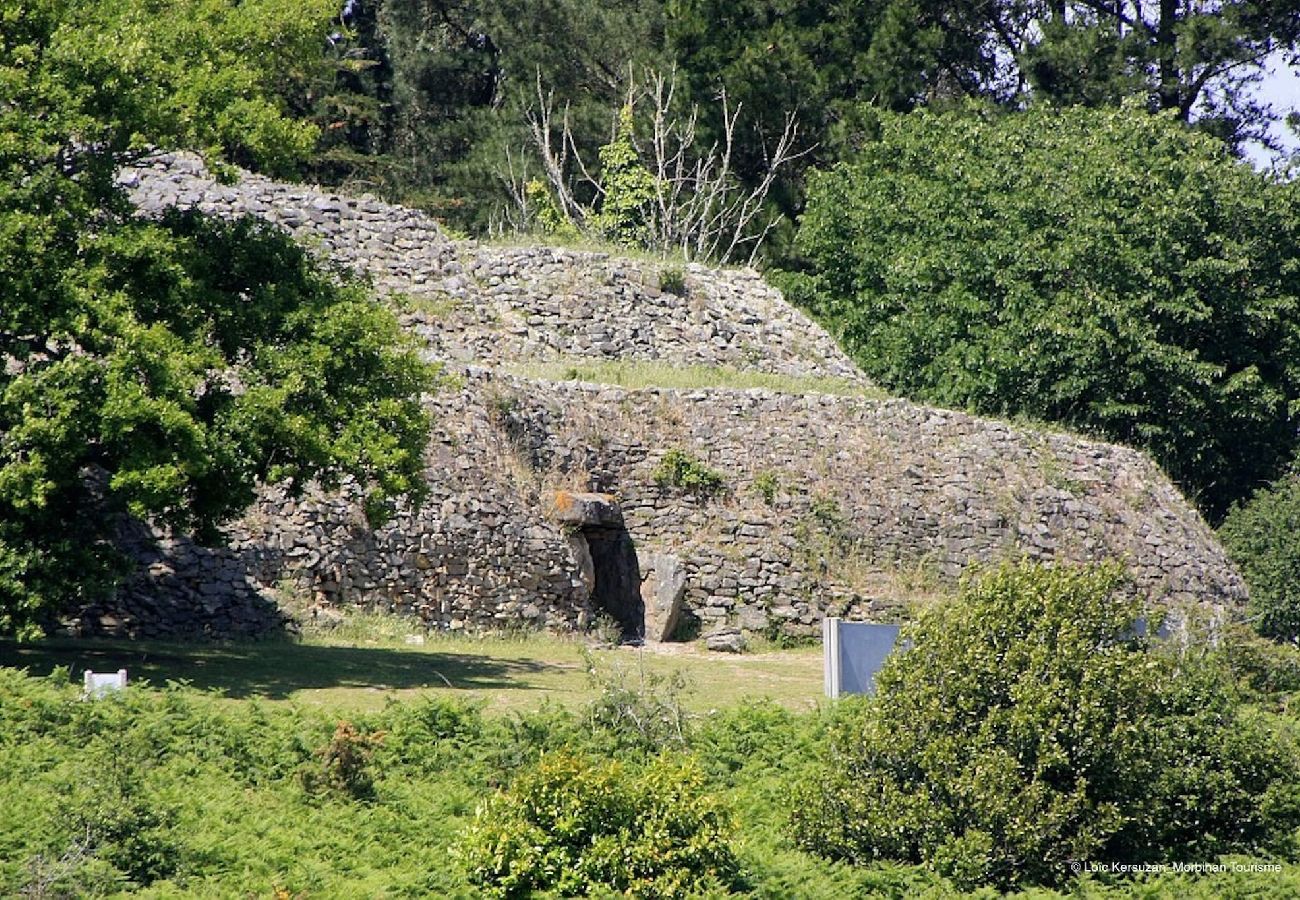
[
  {"x1": 122, "y1": 154, "x2": 868, "y2": 382},
  {"x1": 84, "y1": 155, "x2": 1246, "y2": 640}
]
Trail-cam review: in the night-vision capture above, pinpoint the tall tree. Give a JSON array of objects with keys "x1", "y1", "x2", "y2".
[
  {"x1": 296, "y1": 0, "x2": 397, "y2": 188},
  {"x1": 663, "y1": 0, "x2": 1023, "y2": 261},
  {"x1": 370, "y1": 0, "x2": 668, "y2": 228},
  {"x1": 1009, "y1": 2, "x2": 1300, "y2": 149},
  {"x1": 666, "y1": 0, "x2": 1012, "y2": 178},
  {"x1": 783, "y1": 102, "x2": 1300, "y2": 518},
  {"x1": 0, "y1": 0, "x2": 436, "y2": 637},
  {"x1": 667, "y1": 2, "x2": 1300, "y2": 158}
]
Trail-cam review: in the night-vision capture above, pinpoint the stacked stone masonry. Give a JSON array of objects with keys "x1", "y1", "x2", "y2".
[
  {"x1": 83, "y1": 155, "x2": 1247, "y2": 639},
  {"x1": 122, "y1": 154, "x2": 867, "y2": 382}
]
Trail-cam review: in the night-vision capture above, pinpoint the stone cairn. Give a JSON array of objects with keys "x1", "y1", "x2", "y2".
[{"x1": 78, "y1": 153, "x2": 1246, "y2": 644}]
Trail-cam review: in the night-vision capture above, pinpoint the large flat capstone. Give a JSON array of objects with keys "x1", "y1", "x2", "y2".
[{"x1": 547, "y1": 491, "x2": 624, "y2": 528}]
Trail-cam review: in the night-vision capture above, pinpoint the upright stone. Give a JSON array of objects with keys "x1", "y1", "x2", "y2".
[{"x1": 638, "y1": 550, "x2": 686, "y2": 642}]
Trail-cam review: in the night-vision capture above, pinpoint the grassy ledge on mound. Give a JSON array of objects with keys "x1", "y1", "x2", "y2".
[{"x1": 504, "y1": 358, "x2": 883, "y2": 397}]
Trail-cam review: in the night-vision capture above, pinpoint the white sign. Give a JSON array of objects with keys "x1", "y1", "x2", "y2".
[{"x1": 84, "y1": 669, "x2": 128, "y2": 698}]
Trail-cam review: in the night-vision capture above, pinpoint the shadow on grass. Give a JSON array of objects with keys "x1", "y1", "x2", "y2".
[{"x1": 0, "y1": 637, "x2": 567, "y2": 700}]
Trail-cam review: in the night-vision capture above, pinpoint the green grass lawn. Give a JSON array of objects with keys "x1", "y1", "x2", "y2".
[{"x1": 0, "y1": 625, "x2": 824, "y2": 716}]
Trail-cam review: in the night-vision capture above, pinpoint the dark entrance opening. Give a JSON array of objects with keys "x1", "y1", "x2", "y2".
[{"x1": 582, "y1": 523, "x2": 643, "y2": 642}]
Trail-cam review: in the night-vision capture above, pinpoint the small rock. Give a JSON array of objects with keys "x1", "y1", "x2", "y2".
[{"x1": 704, "y1": 626, "x2": 745, "y2": 653}]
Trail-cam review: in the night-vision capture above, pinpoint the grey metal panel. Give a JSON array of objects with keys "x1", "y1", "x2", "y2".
[
  {"x1": 838, "y1": 623, "x2": 901, "y2": 695},
  {"x1": 824, "y1": 618, "x2": 901, "y2": 697}
]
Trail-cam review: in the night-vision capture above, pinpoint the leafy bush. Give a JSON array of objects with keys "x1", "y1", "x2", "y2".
[
  {"x1": 659, "y1": 265, "x2": 687, "y2": 296},
  {"x1": 1220, "y1": 471, "x2": 1300, "y2": 642},
  {"x1": 692, "y1": 700, "x2": 807, "y2": 782},
  {"x1": 0, "y1": 678, "x2": 187, "y2": 895},
  {"x1": 589, "y1": 107, "x2": 659, "y2": 246},
  {"x1": 1, "y1": 0, "x2": 438, "y2": 638},
  {"x1": 1219, "y1": 622, "x2": 1300, "y2": 700},
  {"x1": 373, "y1": 695, "x2": 485, "y2": 768},
  {"x1": 783, "y1": 103, "x2": 1300, "y2": 519},
  {"x1": 653, "y1": 448, "x2": 726, "y2": 497},
  {"x1": 40, "y1": 737, "x2": 182, "y2": 893},
  {"x1": 457, "y1": 751, "x2": 738, "y2": 898},
  {"x1": 582, "y1": 650, "x2": 691, "y2": 753},
  {"x1": 300, "y1": 721, "x2": 384, "y2": 801},
  {"x1": 525, "y1": 179, "x2": 581, "y2": 240},
  {"x1": 752, "y1": 470, "x2": 780, "y2": 505},
  {"x1": 585, "y1": 611, "x2": 626, "y2": 647},
  {"x1": 793, "y1": 562, "x2": 1300, "y2": 890}
]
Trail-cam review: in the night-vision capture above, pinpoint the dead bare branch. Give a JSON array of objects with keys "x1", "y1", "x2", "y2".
[{"x1": 520, "y1": 66, "x2": 806, "y2": 265}]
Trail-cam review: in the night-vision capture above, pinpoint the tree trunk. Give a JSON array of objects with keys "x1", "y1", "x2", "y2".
[{"x1": 1156, "y1": 0, "x2": 1183, "y2": 116}]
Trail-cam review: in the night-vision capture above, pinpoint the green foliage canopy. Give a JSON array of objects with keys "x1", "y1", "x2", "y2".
[
  {"x1": 666, "y1": 0, "x2": 1009, "y2": 161},
  {"x1": 587, "y1": 107, "x2": 659, "y2": 247},
  {"x1": 664, "y1": 0, "x2": 1012, "y2": 257},
  {"x1": 296, "y1": 1, "x2": 1300, "y2": 232},
  {"x1": 784, "y1": 103, "x2": 1300, "y2": 517},
  {"x1": 653, "y1": 448, "x2": 727, "y2": 497},
  {"x1": 346, "y1": 0, "x2": 667, "y2": 227},
  {"x1": 793, "y1": 562, "x2": 1300, "y2": 889},
  {"x1": 0, "y1": 0, "x2": 436, "y2": 637},
  {"x1": 456, "y1": 750, "x2": 739, "y2": 898},
  {"x1": 1009, "y1": 1, "x2": 1300, "y2": 150},
  {"x1": 1220, "y1": 471, "x2": 1300, "y2": 643}
]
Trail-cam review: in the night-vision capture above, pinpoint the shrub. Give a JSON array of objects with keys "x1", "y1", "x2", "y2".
[
  {"x1": 4, "y1": 693, "x2": 186, "y2": 897},
  {"x1": 457, "y1": 751, "x2": 738, "y2": 898},
  {"x1": 1219, "y1": 623, "x2": 1300, "y2": 703},
  {"x1": 653, "y1": 448, "x2": 726, "y2": 497},
  {"x1": 589, "y1": 107, "x2": 658, "y2": 246},
  {"x1": 691, "y1": 700, "x2": 807, "y2": 782},
  {"x1": 793, "y1": 562, "x2": 1300, "y2": 890},
  {"x1": 525, "y1": 179, "x2": 581, "y2": 240},
  {"x1": 658, "y1": 266, "x2": 687, "y2": 296},
  {"x1": 49, "y1": 739, "x2": 181, "y2": 891},
  {"x1": 585, "y1": 611, "x2": 625, "y2": 648},
  {"x1": 783, "y1": 103, "x2": 1300, "y2": 520},
  {"x1": 1220, "y1": 471, "x2": 1300, "y2": 642},
  {"x1": 582, "y1": 650, "x2": 691, "y2": 753},
  {"x1": 373, "y1": 695, "x2": 484, "y2": 768},
  {"x1": 792, "y1": 493, "x2": 856, "y2": 577},
  {"x1": 300, "y1": 721, "x2": 384, "y2": 801},
  {"x1": 752, "y1": 470, "x2": 780, "y2": 505}
]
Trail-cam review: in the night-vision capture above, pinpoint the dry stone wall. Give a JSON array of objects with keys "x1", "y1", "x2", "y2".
[
  {"x1": 119, "y1": 153, "x2": 457, "y2": 291},
  {"x1": 84, "y1": 518, "x2": 286, "y2": 640},
  {"x1": 81, "y1": 156, "x2": 1247, "y2": 640},
  {"x1": 122, "y1": 154, "x2": 867, "y2": 382},
  {"x1": 486, "y1": 374, "x2": 1244, "y2": 632}
]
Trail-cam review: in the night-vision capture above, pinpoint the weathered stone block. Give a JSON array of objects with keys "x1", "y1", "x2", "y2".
[
  {"x1": 704, "y1": 626, "x2": 745, "y2": 653},
  {"x1": 738, "y1": 605, "x2": 769, "y2": 632},
  {"x1": 547, "y1": 491, "x2": 624, "y2": 527},
  {"x1": 638, "y1": 551, "x2": 687, "y2": 643}
]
